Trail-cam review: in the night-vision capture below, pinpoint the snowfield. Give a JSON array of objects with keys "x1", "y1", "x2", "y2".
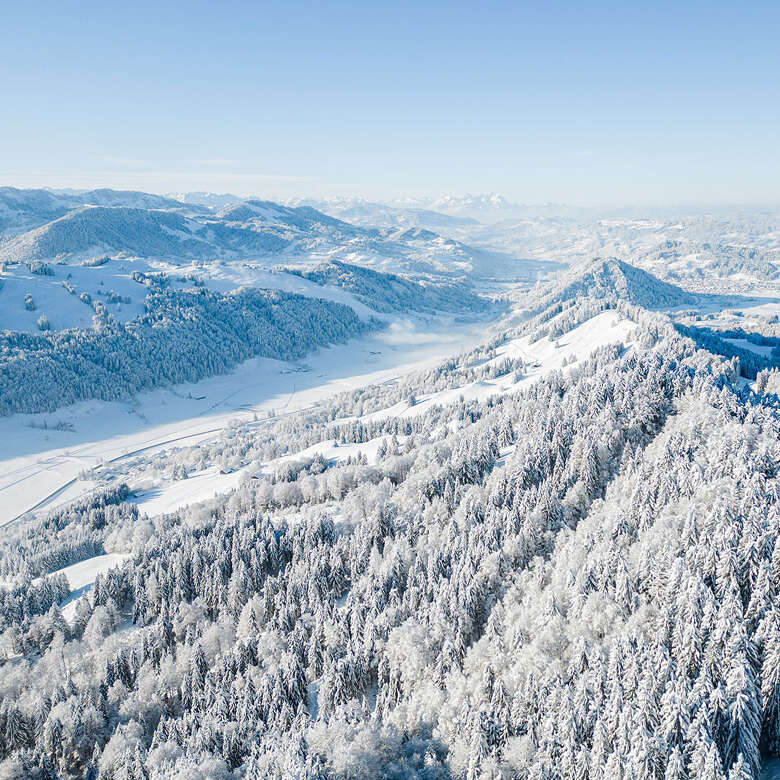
[
  {"x1": 0, "y1": 257, "x2": 380, "y2": 334},
  {"x1": 364, "y1": 310, "x2": 634, "y2": 423},
  {"x1": 0, "y1": 313, "x2": 494, "y2": 526},
  {"x1": 133, "y1": 464, "x2": 251, "y2": 518},
  {"x1": 722, "y1": 336, "x2": 776, "y2": 357}
]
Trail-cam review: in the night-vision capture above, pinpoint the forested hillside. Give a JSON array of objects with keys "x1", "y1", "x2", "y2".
[
  {"x1": 0, "y1": 288, "x2": 377, "y2": 415},
  {"x1": 531, "y1": 258, "x2": 699, "y2": 314},
  {"x1": 284, "y1": 261, "x2": 492, "y2": 315},
  {"x1": 0, "y1": 206, "x2": 291, "y2": 263},
  {"x1": 3, "y1": 285, "x2": 780, "y2": 779}
]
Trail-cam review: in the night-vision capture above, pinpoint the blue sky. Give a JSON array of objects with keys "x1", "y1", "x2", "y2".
[{"x1": 1, "y1": 0, "x2": 779, "y2": 205}]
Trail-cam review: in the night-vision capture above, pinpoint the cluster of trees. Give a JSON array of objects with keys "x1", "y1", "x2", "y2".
[
  {"x1": 0, "y1": 485, "x2": 133, "y2": 584},
  {"x1": 0, "y1": 288, "x2": 377, "y2": 416},
  {"x1": 284, "y1": 261, "x2": 491, "y2": 315},
  {"x1": 4, "y1": 296, "x2": 780, "y2": 777},
  {"x1": 675, "y1": 323, "x2": 780, "y2": 380}
]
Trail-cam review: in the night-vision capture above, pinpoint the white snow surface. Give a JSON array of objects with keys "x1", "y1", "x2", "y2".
[
  {"x1": 364, "y1": 310, "x2": 634, "y2": 423},
  {"x1": 722, "y1": 337, "x2": 776, "y2": 357},
  {"x1": 0, "y1": 257, "x2": 381, "y2": 333},
  {"x1": 134, "y1": 465, "x2": 250, "y2": 517},
  {"x1": 0, "y1": 314, "x2": 492, "y2": 526},
  {"x1": 48, "y1": 553, "x2": 131, "y2": 621}
]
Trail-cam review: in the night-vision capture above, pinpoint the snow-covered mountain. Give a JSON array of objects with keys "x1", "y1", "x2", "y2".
[
  {"x1": 218, "y1": 200, "x2": 364, "y2": 236},
  {"x1": 0, "y1": 205, "x2": 290, "y2": 263},
  {"x1": 282, "y1": 260, "x2": 492, "y2": 315},
  {"x1": 0, "y1": 187, "x2": 78, "y2": 237},
  {"x1": 0, "y1": 189, "x2": 560, "y2": 283},
  {"x1": 166, "y1": 191, "x2": 244, "y2": 210},
  {"x1": 534, "y1": 257, "x2": 700, "y2": 312},
  {"x1": 5, "y1": 249, "x2": 780, "y2": 777},
  {"x1": 441, "y1": 209, "x2": 780, "y2": 294},
  {"x1": 0, "y1": 187, "x2": 206, "y2": 239},
  {"x1": 70, "y1": 188, "x2": 198, "y2": 212},
  {"x1": 422, "y1": 194, "x2": 586, "y2": 223}
]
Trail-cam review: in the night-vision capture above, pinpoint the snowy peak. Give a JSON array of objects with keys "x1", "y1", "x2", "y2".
[
  {"x1": 289, "y1": 197, "x2": 480, "y2": 230},
  {"x1": 166, "y1": 191, "x2": 243, "y2": 210},
  {"x1": 431, "y1": 193, "x2": 513, "y2": 211},
  {"x1": 543, "y1": 258, "x2": 699, "y2": 310},
  {"x1": 422, "y1": 194, "x2": 579, "y2": 223}
]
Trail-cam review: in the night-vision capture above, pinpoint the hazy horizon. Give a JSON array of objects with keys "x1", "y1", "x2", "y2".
[
  {"x1": 2, "y1": 182, "x2": 780, "y2": 214},
  {"x1": 3, "y1": 0, "x2": 779, "y2": 207}
]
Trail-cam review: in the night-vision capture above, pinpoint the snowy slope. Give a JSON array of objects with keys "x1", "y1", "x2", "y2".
[
  {"x1": 532, "y1": 257, "x2": 698, "y2": 312},
  {"x1": 40, "y1": 553, "x2": 131, "y2": 622},
  {"x1": 127, "y1": 310, "x2": 634, "y2": 519},
  {"x1": 0, "y1": 187, "x2": 77, "y2": 236},
  {"x1": 364, "y1": 310, "x2": 634, "y2": 423},
  {"x1": 0, "y1": 257, "x2": 380, "y2": 333},
  {"x1": 134, "y1": 465, "x2": 250, "y2": 518}
]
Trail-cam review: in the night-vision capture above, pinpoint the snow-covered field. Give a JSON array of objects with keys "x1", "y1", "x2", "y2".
[
  {"x1": 722, "y1": 336, "x2": 776, "y2": 357},
  {"x1": 0, "y1": 260, "x2": 147, "y2": 332},
  {"x1": 0, "y1": 256, "x2": 380, "y2": 333},
  {"x1": 133, "y1": 464, "x2": 251, "y2": 517},
  {"x1": 0, "y1": 313, "x2": 494, "y2": 526}
]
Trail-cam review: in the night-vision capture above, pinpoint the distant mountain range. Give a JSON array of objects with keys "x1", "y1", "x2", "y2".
[
  {"x1": 286, "y1": 197, "x2": 480, "y2": 230},
  {"x1": 388, "y1": 194, "x2": 590, "y2": 223},
  {"x1": 0, "y1": 187, "x2": 205, "y2": 237},
  {"x1": 0, "y1": 188, "x2": 559, "y2": 281},
  {"x1": 166, "y1": 191, "x2": 243, "y2": 209}
]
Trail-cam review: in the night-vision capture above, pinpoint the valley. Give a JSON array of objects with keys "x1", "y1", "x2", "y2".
[{"x1": 3, "y1": 189, "x2": 780, "y2": 779}]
